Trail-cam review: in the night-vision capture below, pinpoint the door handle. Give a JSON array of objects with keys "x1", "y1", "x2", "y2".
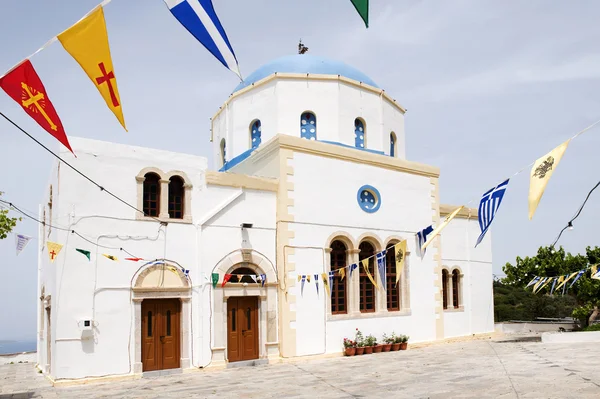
[
  {"x1": 242, "y1": 330, "x2": 248, "y2": 335},
  {"x1": 160, "y1": 336, "x2": 165, "y2": 343}
]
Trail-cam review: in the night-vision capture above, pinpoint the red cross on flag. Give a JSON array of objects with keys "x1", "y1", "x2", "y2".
[{"x1": 0, "y1": 60, "x2": 73, "y2": 154}]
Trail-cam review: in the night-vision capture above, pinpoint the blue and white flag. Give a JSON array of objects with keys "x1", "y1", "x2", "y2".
[
  {"x1": 314, "y1": 274, "x2": 319, "y2": 296},
  {"x1": 549, "y1": 278, "x2": 558, "y2": 295},
  {"x1": 260, "y1": 273, "x2": 266, "y2": 287},
  {"x1": 376, "y1": 250, "x2": 386, "y2": 288},
  {"x1": 569, "y1": 269, "x2": 586, "y2": 289},
  {"x1": 416, "y1": 225, "x2": 433, "y2": 258},
  {"x1": 476, "y1": 179, "x2": 509, "y2": 247},
  {"x1": 526, "y1": 276, "x2": 540, "y2": 288},
  {"x1": 164, "y1": 0, "x2": 242, "y2": 79},
  {"x1": 349, "y1": 263, "x2": 358, "y2": 279},
  {"x1": 15, "y1": 234, "x2": 32, "y2": 256}
]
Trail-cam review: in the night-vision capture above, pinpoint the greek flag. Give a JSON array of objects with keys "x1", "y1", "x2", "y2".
[
  {"x1": 376, "y1": 250, "x2": 386, "y2": 288},
  {"x1": 164, "y1": 0, "x2": 242, "y2": 79},
  {"x1": 475, "y1": 179, "x2": 509, "y2": 247},
  {"x1": 416, "y1": 225, "x2": 433, "y2": 258}
]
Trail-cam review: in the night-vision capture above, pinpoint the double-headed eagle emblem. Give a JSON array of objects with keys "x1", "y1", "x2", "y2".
[
  {"x1": 533, "y1": 156, "x2": 555, "y2": 179},
  {"x1": 396, "y1": 248, "x2": 404, "y2": 262}
]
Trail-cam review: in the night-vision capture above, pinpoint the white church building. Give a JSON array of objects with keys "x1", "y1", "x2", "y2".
[{"x1": 36, "y1": 54, "x2": 494, "y2": 382}]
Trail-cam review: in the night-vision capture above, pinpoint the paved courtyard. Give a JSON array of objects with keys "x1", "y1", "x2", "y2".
[{"x1": 2, "y1": 337, "x2": 600, "y2": 398}]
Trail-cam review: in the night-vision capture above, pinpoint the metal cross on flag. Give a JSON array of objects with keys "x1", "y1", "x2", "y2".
[{"x1": 0, "y1": 60, "x2": 73, "y2": 153}]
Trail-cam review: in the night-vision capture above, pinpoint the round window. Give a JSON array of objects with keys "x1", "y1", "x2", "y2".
[{"x1": 357, "y1": 185, "x2": 381, "y2": 213}]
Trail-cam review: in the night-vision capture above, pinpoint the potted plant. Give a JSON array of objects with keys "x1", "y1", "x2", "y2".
[
  {"x1": 400, "y1": 335, "x2": 409, "y2": 350},
  {"x1": 355, "y1": 328, "x2": 365, "y2": 355},
  {"x1": 391, "y1": 332, "x2": 401, "y2": 351},
  {"x1": 382, "y1": 333, "x2": 393, "y2": 352},
  {"x1": 364, "y1": 334, "x2": 376, "y2": 354},
  {"x1": 343, "y1": 338, "x2": 356, "y2": 356},
  {"x1": 373, "y1": 335, "x2": 383, "y2": 353}
]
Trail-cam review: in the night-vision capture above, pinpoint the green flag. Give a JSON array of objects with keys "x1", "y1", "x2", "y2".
[
  {"x1": 350, "y1": 0, "x2": 369, "y2": 28},
  {"x1": 212, "y1": 273, "x2": 219, "y2": 288},
  {"x1": 76, "y1": 248, "x2": 91, "y2": 261}
]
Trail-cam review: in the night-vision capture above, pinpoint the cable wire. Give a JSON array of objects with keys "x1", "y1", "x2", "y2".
[
  {"x1": 0, "y1": 197, "x2": 140, "y2": 258},
  {"x1": 0, "y1": 111, "x2": 162, "y2": 223},
  {"x1": 551, "y1": 179, "x2": 600, "y2": 247}
]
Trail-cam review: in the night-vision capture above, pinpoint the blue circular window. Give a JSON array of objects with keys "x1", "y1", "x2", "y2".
[{"x1": 357, "y1": 185, "x2": 381, "y2": 213}]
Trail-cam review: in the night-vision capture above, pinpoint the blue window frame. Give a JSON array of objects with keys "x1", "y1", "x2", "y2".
[
  {"x1": 357, "y1": 185, "x2": 381, "y2": 213},
  {"x1": 355, "y1": 119, "x2": 365, "y2": 148},
  {"x1": 301, "y1": 112, "x2": 317, "y2": 140},
  {"x1": 251, "y1": 120, "x2": 261, "y2": 149}
]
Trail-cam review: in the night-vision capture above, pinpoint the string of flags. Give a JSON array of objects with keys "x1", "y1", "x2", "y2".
[
  {"x1": 525, "y1": 264, "x2": 599, "y2": 295},
  {"x1": 296, "y1": 240, "x2": 407, "y2": 297},
  {"x1": 211, "y1": 273, "x2": 267, "y2": 288}
]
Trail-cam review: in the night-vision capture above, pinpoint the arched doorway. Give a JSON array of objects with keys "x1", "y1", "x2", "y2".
[
  {"x1": 132, "y1": 262, "x2": 191, "y2": 373},
  {"x1": 211, "y1": 249, "x2": 278, "y2": 366}
]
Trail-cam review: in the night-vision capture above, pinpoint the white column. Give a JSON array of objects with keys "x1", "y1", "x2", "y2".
[
  {"x1": 133, "y1": 298, "x2": 143, "y2": 374},
  {"x1": 181, "y1": 297, "x2": 191, "y2": 369}
]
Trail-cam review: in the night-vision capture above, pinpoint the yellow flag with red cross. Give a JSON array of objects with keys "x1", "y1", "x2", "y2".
[{"x1": 58, "y1": 5, "x2": 126, "y2": 130}]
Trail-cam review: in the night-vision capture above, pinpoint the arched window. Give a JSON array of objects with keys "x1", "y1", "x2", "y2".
[
  {"x1": 330, "y1": 240, "x2": 348, "y2": 314},
  {"x1": 359, "y1": 241, "x2": 376, "y2": 313},
  {"x1": 231, "y1": 266, "x2": 258, "y2": 284},
  {"x1": 143, "y1": 172, "x2": 160, "y2": 217},
  {"x1": 300, "y1": 112, "x2": 317, "y2": 140},
  {"x1": 442, "y1": 270, "x2": 449, "y2": 310},
  {"x1": 168, "y1": 176, "x2": 184, "y2": 219},
  {"x1": 452, "y1": 270, "x2": 460, "y2": 308},
  {"x1": 390, "y1": 132, "x2": 397, "y2": 157},
  {"x1": 354, "y1": 118, "x2": 365, "y2": 148},
  {"x1": 385, "y1": 242, "x2": 401, "y2": 311},
  {"x1": 250, "y1": 120, "x2": 261, "y2": 149},
  {"x1": 220, "y1": 138, "x2": 227, "y2": 165}
]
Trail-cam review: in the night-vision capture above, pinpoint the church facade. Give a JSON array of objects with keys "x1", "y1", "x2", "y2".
[{"x1": 36, "y1": 55, "x2": 494, "y2": 382}]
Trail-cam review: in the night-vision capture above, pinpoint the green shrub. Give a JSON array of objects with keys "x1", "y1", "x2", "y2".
[{"x1": 583, "y1": 323, "x2": 600, "y2": 331}]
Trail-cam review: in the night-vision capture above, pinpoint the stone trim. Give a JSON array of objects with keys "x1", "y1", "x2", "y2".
[
  {"x1": 234, "y1": 135, "x2": 439, "y2": 178},
  {"x1": 440, "y1": 204, "x2": 477, "y2": 219},
  {"x1": 431, "y1": 177, "x2": 445, "y2": 339},
  {"x1": 276, "y1": 149, "x2": 297, "y2": 358},
  {"x1": 205, "y1": 170, "x2": 278, "y2": 192}
]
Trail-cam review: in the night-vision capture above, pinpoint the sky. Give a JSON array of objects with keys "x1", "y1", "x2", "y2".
[{"x1": 1, "y1": 0, "x2": 600, "y2": 340}]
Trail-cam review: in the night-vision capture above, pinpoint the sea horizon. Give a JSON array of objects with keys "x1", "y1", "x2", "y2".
[{"x1": 0, "y1": 340, "x2": 37, "y2": 355}]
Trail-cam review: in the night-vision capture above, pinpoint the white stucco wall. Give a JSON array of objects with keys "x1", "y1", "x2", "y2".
[
  {"x1": 441, "y1": 217, "x2": 494, "y2": 338},
  {"x1": 288, "y1": 152, "x2": 437, "y2": 355},
  {"x1": 212, "y1": 78, "x2": 406, "y2": 169},
  {"x1": 39, "y1": 138, "x2": 277, "y2": 380}
]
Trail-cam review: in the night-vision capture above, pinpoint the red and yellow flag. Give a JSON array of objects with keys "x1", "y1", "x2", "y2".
[
  {"x1": 58, "y1": 6, "x2": 126, "y2": 130},
  {"x1": 0, "y1": 60, "x2": 73, "y2": 153}
]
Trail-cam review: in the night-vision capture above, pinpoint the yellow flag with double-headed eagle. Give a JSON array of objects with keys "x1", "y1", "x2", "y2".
[
  {"x1": 58, "y1": 6, "x2": 126, "y2": 130},
  {"x1": 422, "y1": 206, "x2": 464, "y2": 251},
  {"x1": 528, "y1": 140, "x2": 570, "y2": 219}
]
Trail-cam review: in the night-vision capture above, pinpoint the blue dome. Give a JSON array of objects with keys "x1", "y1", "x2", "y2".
[{"x1": 233, "y1": 55, "x2": 379, "y2": 93}]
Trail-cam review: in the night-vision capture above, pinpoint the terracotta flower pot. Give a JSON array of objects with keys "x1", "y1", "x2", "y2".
[
  {"x1": 344, "y1": 347, "x2": 356, "y2": 356},
  {"x1": 400, "y1": 342, "x2": 408, "y2": 350},
  {"x1": 373, "y1": 345, "x2": 383, "y2": 353},
  {"x1": 382, "y1": 344, "x2": 392, "y2": 352},
  {"x1": 356, "y1": 347, "x2": 365, "y2": 355},
  {"x1": 391, "y1": 343, "x2": 401, "y2": 351},
  {"x1": 364, "y1": 346, "x2": 374, "y2": 354}
]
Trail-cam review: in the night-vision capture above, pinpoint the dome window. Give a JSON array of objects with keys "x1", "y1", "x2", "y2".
[
  {"x1": 301, "y1": 112, "x2": 317, "y2": 140},
  {"x1": 355, "y1": 118, "x2": 366, "y2": 149},
  {"x1": 220, "y1": 138, "x2": 227, "y2": 165},
  {"x1": 250, "y1": 120, "x2": 262, "y2": 149}
]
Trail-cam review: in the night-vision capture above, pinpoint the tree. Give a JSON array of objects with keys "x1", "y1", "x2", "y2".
[
  {"x1": 502, "y1": 245, "x2": 600, "y2": 326},
  {"x1": 0, "y1": 192, "x2": 20, "y2": 240}
]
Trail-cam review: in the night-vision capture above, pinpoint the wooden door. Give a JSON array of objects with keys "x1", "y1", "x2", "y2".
[
  {"x1": 227, "y1": 297, "x2": 259, "y2": 362},
  {"x1": 142, "y1": 299, "x2": 180, "y2": 371}
]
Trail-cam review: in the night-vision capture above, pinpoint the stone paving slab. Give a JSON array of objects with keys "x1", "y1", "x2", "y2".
[{"x1": 1, "y1": 339, "x2": 599, "y2": 398}]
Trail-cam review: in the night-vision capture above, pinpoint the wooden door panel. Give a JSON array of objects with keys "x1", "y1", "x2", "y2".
[
  {"x1": 227, "y1": 298, "x2": 240, "y2": 362},
  {"x1": 142, "y1": 301, "x2": 158, "y2": 371},
  {"x1": 142, "y1": 299, "x2": 180, "y2": 371},
  {"x1": 228, "y1": 297, "x2": 259, "y2": 363},
  {"x1": 160, "y1": 300, "x2": 180, "y2": 370}
]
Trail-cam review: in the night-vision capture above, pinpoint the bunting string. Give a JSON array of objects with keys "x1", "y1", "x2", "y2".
[{"x1": 524, "y1": 263, "x2": 598, "y2": 295}]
